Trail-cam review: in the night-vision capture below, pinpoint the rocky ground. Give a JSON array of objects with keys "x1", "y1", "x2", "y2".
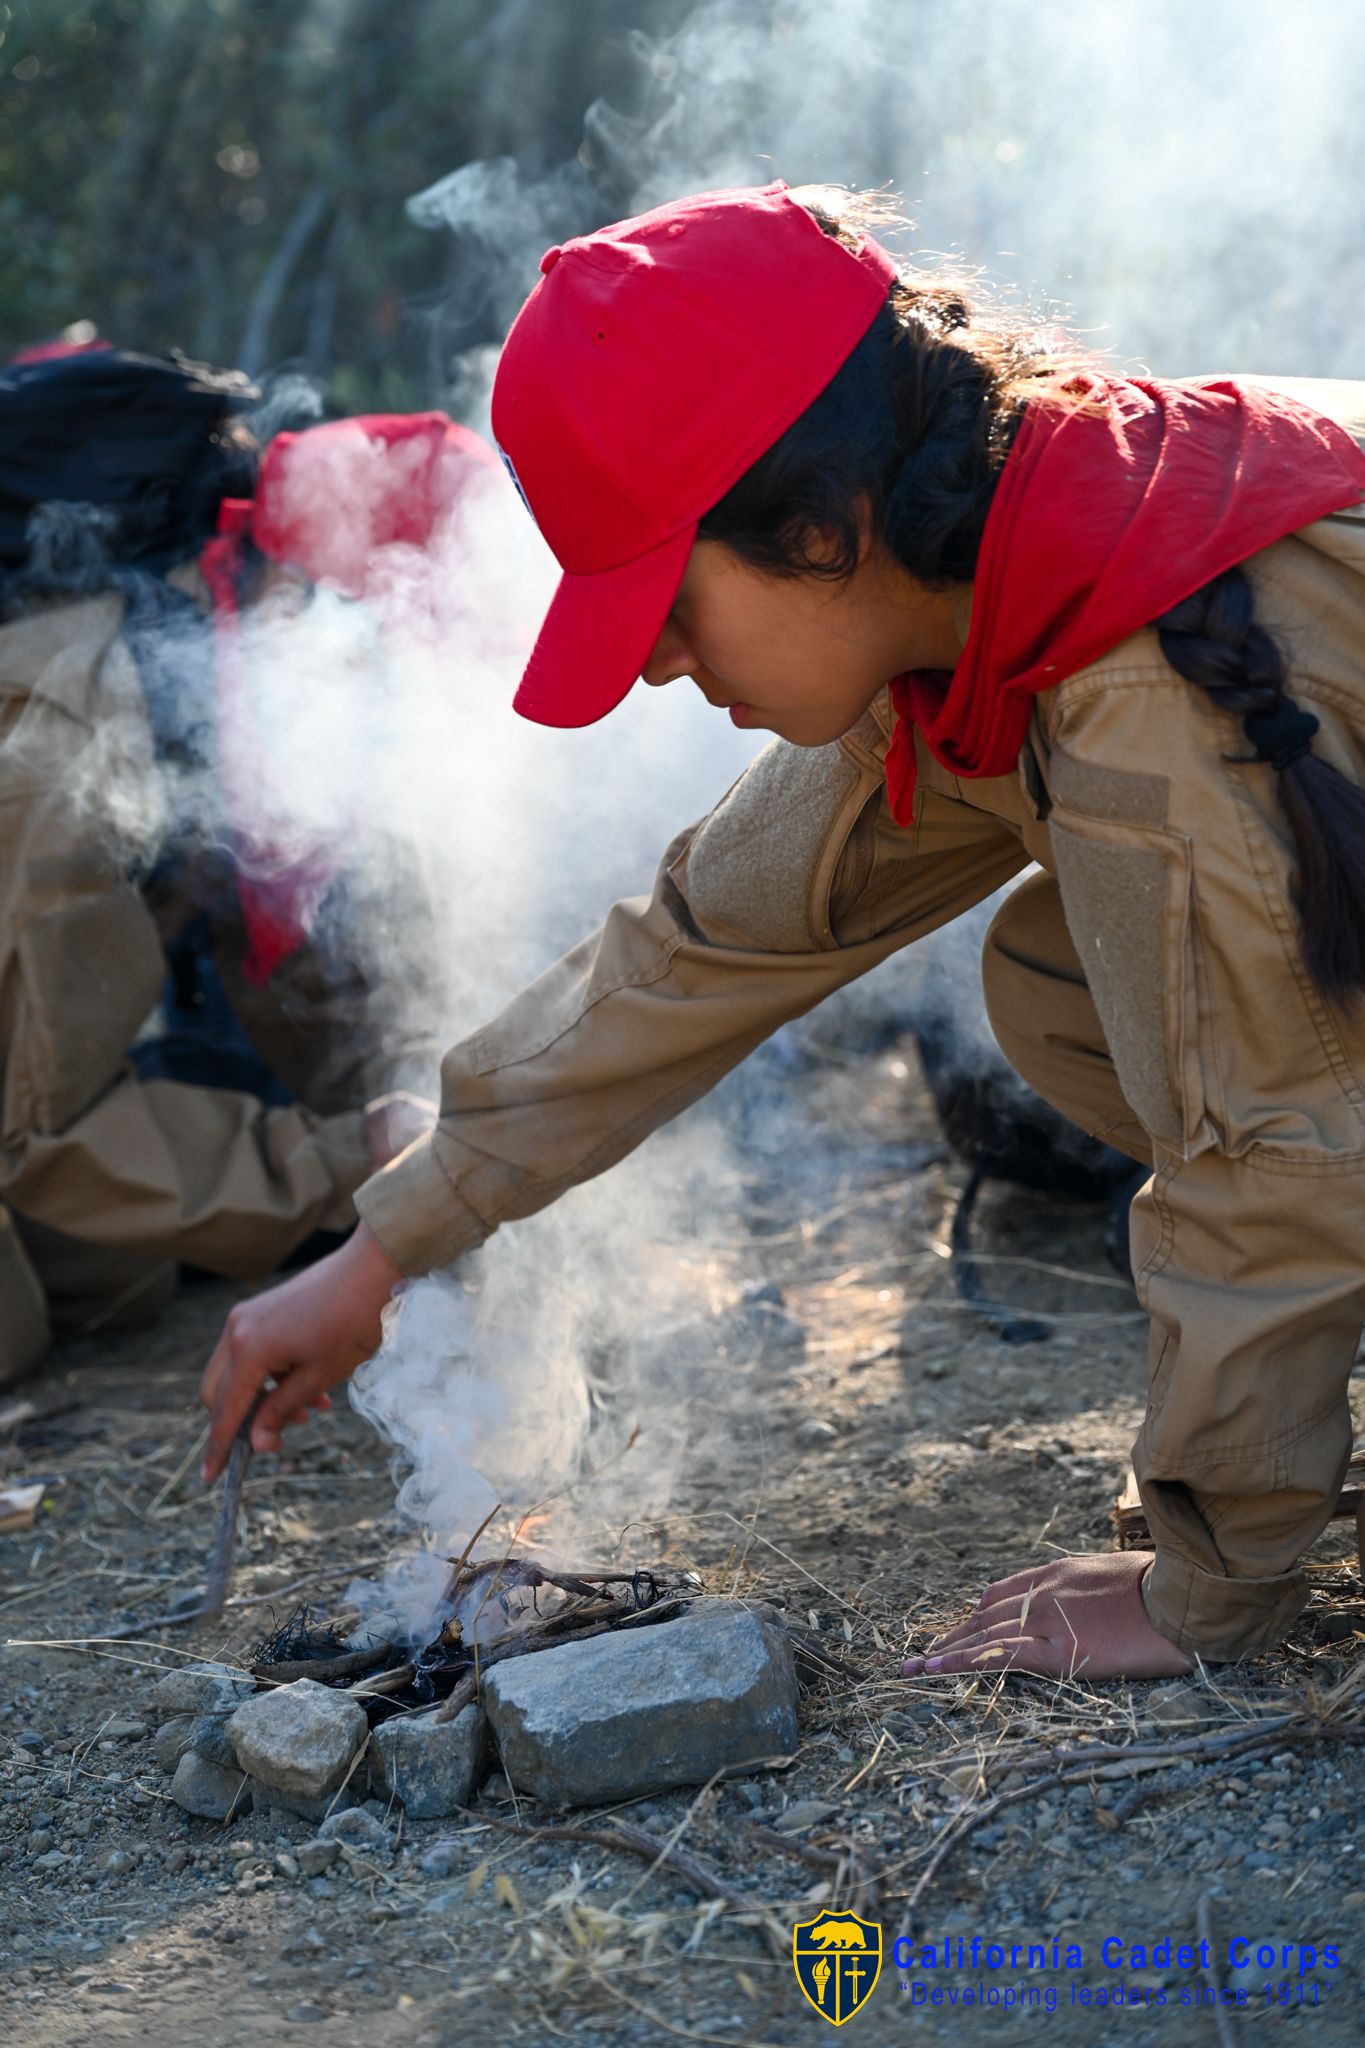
[{"x1": 1, "y1": 1034, "x2": 1363, "y2": 2047}]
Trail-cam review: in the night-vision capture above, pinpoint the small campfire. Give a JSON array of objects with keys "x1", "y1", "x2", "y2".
[{"x1": 249, "y1": 1547, "x2": 708, "y2": 1725}]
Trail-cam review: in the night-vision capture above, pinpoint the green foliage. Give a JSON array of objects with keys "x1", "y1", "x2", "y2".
[{"x1": 0, "y1": 0, "x2": 690, "y2": 407}]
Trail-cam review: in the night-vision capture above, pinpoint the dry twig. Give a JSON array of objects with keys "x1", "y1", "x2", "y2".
[{"x1": 457, "y1": 1804, "x2": 788, "y2": 1958}]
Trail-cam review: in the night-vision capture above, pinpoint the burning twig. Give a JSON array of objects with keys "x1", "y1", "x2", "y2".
[
  {"x1": 346, "y1": 1661, "x2": 416, "y2": 1698},
  {"x1": 452, "y1": 1499, "x2": 503, "y2": 1571},
  {"x1": 254, "y1": 1640, "x2": 394, "y2": 1686}
]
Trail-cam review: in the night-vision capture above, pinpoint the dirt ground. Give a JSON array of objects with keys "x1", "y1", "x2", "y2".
[{"x1": 2, "y1": 1034, "x2": 1363, "y2": 2048}]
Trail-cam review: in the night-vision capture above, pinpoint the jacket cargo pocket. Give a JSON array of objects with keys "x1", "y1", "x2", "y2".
[
  {"x1": 1046, "y1": 801, "x2": 1210, "y2": 1159},
  {"x1": 11, "y1": 882, "x2": 165, "y2": 1135}
]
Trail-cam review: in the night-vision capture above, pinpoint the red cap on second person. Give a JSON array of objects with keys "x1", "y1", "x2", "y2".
[
  {"x1": 252, "y1": 412, "x2": 498, "y2": 599},
  {"x1": 491, "y1": 181, "x2": 898, "y2": 727}
]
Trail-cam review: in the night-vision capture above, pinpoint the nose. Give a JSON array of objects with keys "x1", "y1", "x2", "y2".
[{"x1": 641, "y1": 619, "x2": 695, "y2": 689}]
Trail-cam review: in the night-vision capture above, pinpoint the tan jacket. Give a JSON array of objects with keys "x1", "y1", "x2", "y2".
[
  {"x1": 357, "y1": 376, "x2": 1365, "y2": 1662},
  {"x1": 0, "y1": 593, "x2": 374, "y2": 1311}
]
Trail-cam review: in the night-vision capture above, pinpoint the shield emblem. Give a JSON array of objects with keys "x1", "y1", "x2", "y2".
[{"x1": 793, "y1": 1909, "x2": 882, "y2": 2025}]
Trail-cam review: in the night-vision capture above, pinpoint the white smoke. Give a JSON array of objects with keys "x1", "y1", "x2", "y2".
[{"x1": 222, "y1": 0, "x2": 1365, "y2": 1632}]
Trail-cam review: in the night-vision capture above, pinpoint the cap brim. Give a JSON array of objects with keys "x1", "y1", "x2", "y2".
[{"x1": 512, "y1": 524, "x2": 696, "y2": 728}]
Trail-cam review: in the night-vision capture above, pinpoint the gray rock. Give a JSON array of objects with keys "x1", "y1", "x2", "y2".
[
  {"x1": 169, "y1": 1752, "x2": 251, "y2": 1822},
  {"x1": 100, "y1": 1849, "x2": 136, "y2": 1878},
  {"x1": 417, "y1": 1840, "x2": 463, "y2": 1879},
  {"x1": 246, "y1": 1777, "x2": 363, "y2": 1825},
  {"x1": 317, "y1": 1808, "x2": 391, "y2": 1854},
  {"x1": 227, "y1": 1680, "x2": 369, "y2": 1802},
  {"x1": 286, "y1": 2004, "x2": 326, "y2": 2024},
  {"x1": 295, "y1": 1840, "x2": 340, "y2": 1878},
  {"x1": 101, "y1": 1718, "x2": 148, "y2": 1742},
  {"x1": 1145, "y1": 1684, "x2": 1215, "y2": 1728},
  {"x1": 795, "y1": 1419, "x2": 839, "y2": 1449},
  {"x1": 741, "y1": 1281, "x2": 785, "y2": 1309},
  {"x1": 368, "y1": 1707, "x2": 489, "y2": 1819},
  {"x1": 26, "y1": 1830, "x2": 53, "y2": 1857},
  {"x1": 774, "y1": 1797, "x2": 839, "y2": 1833},
  {"x1": 422, "y1": 1885, "x2": 466, "y2": 1917},
  {"x1": 32, "y1": 1849, "x2": 70, "y2": 1871},
  {"x1": 154, "y1": 1719, "x2": 195, "y2": 1775},
  {"x1": 150, "y1": 1663, "x2": 254, "y2": 1719},
  {"x1": 184, "y1": 1716, "x2": 239, "y2": 1771},
  {"x1": 746, "y1": 1305, "x2": 807, "y2": 1363},
  {"x1": 483, "y1": 1598, "x2": 798, "y2": 1808}
]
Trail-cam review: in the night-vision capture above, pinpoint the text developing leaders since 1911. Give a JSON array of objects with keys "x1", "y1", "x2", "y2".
[{"x1": 893, "y1": 1931, "x2": 1340, "y2": 2013}]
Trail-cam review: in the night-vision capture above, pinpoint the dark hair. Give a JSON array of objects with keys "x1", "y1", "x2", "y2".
[
  {"x1": 700, "y1": 186, "x2": 1365, "y2": 1008},
  {"x1": 698, "y1": 188, "x2": 1064, "y2": 588},
  {"x1": 1155, "y1": 569, "x2": 1365, "y2": 1003}
]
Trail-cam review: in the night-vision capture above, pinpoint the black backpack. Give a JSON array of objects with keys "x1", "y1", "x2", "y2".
[{"x1": 0, "y1": 348, "x2": 258, "y2": 593}]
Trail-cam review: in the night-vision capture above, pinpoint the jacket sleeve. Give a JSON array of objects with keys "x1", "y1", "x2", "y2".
[
  {"x1": 1, "y1": 1070, "x2": 371, "y2": 1277},
  {"x1": 354, "y1": 725, "x2": 946, "y2": 1276}
]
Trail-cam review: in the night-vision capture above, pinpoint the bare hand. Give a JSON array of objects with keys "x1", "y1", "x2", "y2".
[
  {"x1": 900, "y1": 1551, "x2": 1197, "y2": 1682},
  {"x1": 199, "y1": 1223, "x2": 404, "y2": 1484},
  {"x1": 364, "y1": 1091, "x2": 438, "y2": 1170}
]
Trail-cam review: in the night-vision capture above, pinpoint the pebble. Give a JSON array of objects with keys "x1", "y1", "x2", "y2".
[
  {"x1": 162, "y1": 1848, "x2": 189, "y2": 1875},
  {"x1": 317, "y1": 1808, "x2": 390, "y2": 1854},
  {"x1": 1144, "y1": 1684, "x2": 1211, "y2": 1728},
  {"x1": 417, "y1": 1841, "x2": 462, "y2": 1879},
  {"x1": 286, "y1": 2003, "x2": 326, "y2": 2024},
  {"x1": 32, "y1": 1850, "x2": 70, "y2": 1871},
  {"x1": 101, "y1": 1849, "x2": 135, "y2": 1878},
  {"x1": 27, "y1": 1830, "x2": 54, "y2": 1856},
  {"x1": 794, "y1": 1418, "x2": 839, "y2": 1449},
  {"x1": 17, "y1": 1733, "x2": 45, "y2": 1754},
  {"x1": 422, "y1": 1886, "x2": 465, "y2": 1916},
  {"x1": 274, "y1": 1852, "x2": 300, "y2": 1880},
  {"x1": 295, "y1": 1840, "x2": 339, "y2": 1879},
  {"x1": 169, "y1": 1753, "x2": 251, "y2": 1823},
  {"x1": 741, "y1": 1281, "x2": 785, "y2": 1309},
  {"x1": 101, "y1": 1719, "x2": 148, "y2": 1742},
  {"x1": 774, "y1": 1798, "x2": 839, "y2": 1833}
]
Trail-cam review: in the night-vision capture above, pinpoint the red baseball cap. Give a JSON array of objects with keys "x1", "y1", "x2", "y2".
[
  {"x1": 491, "y1": 180, "x2": 898, "y2": 727},
  {"x1": 251, "y1": 412, "x2": 498, "y2": 599}
]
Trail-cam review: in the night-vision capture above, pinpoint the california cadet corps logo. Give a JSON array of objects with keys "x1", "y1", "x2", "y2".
[{"x1": 793, "y1": 1909, "x2": 882, "y2": 2024}]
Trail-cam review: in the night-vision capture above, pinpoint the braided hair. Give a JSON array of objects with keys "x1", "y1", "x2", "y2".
[
  {"x1": 1156, "y1": 569, "x2": 1365, "y2": 1003},
  {"x1": 698, "y1": 186, "x2": 1365, "y2": 1008}
]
